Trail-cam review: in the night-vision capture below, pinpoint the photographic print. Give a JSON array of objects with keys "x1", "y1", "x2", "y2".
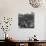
[{"x1": 18, "y1": 13, "x2": 34, "y2": 28}]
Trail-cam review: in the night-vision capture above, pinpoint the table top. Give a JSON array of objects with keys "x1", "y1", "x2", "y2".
[
  {"x1": 5, "y1": 38, "x2": 46, "y2": 43},
  {"x1": 13, "y1": 40, "x2": 46, "y2": 43},
  {"x1": 7, "y1": 40, "x2": 46, "y2": 43}
]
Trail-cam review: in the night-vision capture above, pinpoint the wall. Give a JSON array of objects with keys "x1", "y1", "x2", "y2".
[{"x1": 0, "y1": 0, "x2": 46, "y2": 40}]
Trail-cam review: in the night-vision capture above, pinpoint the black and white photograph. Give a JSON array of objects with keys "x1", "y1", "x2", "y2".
[{"x1": 18, "y1": 13, "x2": 34, "y2": 28}]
